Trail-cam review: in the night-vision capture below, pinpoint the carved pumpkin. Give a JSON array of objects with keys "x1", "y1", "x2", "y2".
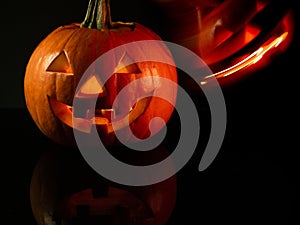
[
  {"x1": 24, "y1": 0, "x2": 178, "y2": 147},
  {"x1": 30, "y1": 146, "x2": 177, "y2": 225}
]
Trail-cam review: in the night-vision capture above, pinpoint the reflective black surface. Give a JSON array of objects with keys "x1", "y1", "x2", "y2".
[{"x1": 1, "y1": 0, "x2": 299, "y2": 224}]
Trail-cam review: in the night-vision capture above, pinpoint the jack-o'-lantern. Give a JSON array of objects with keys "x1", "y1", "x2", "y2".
[
  {"x1": 30, "y1": 146, "x2": 177, "y2": 225},
  {"x1": 24, "y1": 0, "x2": 178, "y2": 147}
]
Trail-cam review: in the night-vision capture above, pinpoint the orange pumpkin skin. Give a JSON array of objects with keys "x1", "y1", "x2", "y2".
[{"x1": 24, "y1": 7, "x2": 177, "y2": 147}]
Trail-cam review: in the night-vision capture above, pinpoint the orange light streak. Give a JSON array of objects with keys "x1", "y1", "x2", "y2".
[{"x1": 202, "y1": 32, "x2": 288, "y2": 84}]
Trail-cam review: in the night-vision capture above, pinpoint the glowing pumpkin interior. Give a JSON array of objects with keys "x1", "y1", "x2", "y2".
[
  {"x1": 59, "y1": 187, "x2": 154, "y2": 225},
  {"x1": 47, "y1": 51, "x2": 155, "y2": 134}
]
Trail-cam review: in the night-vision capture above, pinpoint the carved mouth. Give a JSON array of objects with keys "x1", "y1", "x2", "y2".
[
  {"x1": 61, "y1": 187, "x2": 154, "y2": 223},
  {"x1": 49, "y1": 96, "x2": 152, "y2": 134}
]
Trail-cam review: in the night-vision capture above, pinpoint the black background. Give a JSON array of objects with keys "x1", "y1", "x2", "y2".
[{"x1": 1, "y1": 0, "x2": 299, "y2": 224}]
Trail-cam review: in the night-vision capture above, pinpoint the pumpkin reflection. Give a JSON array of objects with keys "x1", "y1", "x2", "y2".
[{"x1": 30, "y1": 145, "x2": 177, "y2": 225}]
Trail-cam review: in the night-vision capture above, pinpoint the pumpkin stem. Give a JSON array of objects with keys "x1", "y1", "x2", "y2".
[{"x1": 81, "y1": 0, "x2": 135, "y2": 30}]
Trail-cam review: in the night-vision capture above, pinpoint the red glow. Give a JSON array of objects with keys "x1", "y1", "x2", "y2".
[
  {"x1": 202, "y1": 32, "x2": 288, "y2": 83},
  {"x1": 200, "y1": 9, "x2": 295, "y2": 85},
  {"x1": 155, "y1": 0, "x2": 295, "y2": 87},
  {"x1": 244, "y1": 25, "x2": 261, "y2": 44},
  {"x1": 202, "y1": 24, "x2": 262, "y2": 65}
]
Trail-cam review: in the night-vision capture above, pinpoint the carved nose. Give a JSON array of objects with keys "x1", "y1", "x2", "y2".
[{"x1": 81, "y1": 75, "x2": 105, "y2": 95}]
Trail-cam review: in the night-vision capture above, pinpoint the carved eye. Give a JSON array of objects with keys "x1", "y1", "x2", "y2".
[{"x1": 47, "y1": 51, "x2": 73, "y2": 75}]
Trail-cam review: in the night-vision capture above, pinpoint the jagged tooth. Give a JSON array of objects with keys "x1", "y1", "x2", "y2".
[{"x1": 73, "y1": 99, "x2": 91, "y2": 118}]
